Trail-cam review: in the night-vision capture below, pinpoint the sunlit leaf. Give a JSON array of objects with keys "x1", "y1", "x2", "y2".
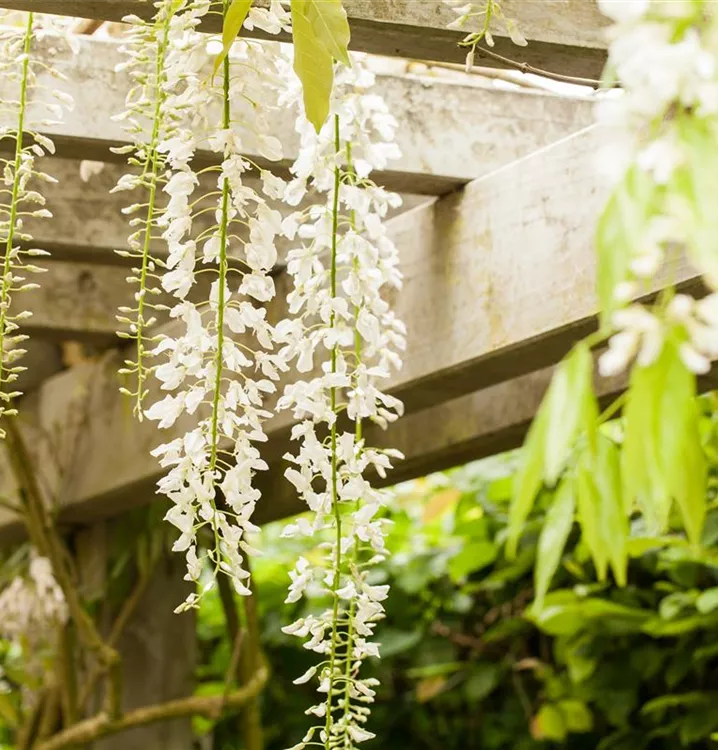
[
  {"x1": 531, "y1": 704, "x2": 567, "y2": 741},
  {"x1": 676, "y1": 117, "x2": 718, "y2": 286},
  {"x1": 534, "y1": 478, "x2": 575, "y2": 610},
  {"x1": 213, "y1": 0, "x2": 254, "y2": 76},
  {"x1": 596, "y1": 165, "x2": 657, "y2": 326},
  {"x1": 507, "y1": 401, "x2": 548, "y2": 558},
  {"x1": 291, "y1": 0, "x2": 334, "y2": 132},
  {"x1": 623, "y1": 339, "x2": 707, "y2": 545},
  {"x1": 576, "y1": 455, "x2": 608, "y2": 581},
  {"x1": 448, "y1": 539, "x2": 497, "y2": 582},
  {"x1": 543, "y1": 343, "x2": 595, "y2": 486},
  {"x1": 696, "y1": 587, "x2": 718, "y2": 614},
  {"x1": 305, "y1": 0, "x2": 350, "y2": 66},
  {"x1": 595, "y1": 437, "x2": 628, "y2": 586},
  {"x1": 558, "y1": 700, "x2": 594, "y2": 733}
]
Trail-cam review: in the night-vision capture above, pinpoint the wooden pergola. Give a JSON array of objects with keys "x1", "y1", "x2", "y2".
[{"x1": 0, "y1": 2, "x2": 702, "y2": 744}]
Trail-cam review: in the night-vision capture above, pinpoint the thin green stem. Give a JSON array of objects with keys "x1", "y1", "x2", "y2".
[
  {"x1": 341, "y1": 142, "x2": 360, "y2": 743},
  {"x1": 324, "y1": 113, "x2": 343, "y2": 749},
  {"x1": 133, "y1": 11, "x2": 173, "y2": 417},
  {"x1": 0, "y1": 13, "x2": 33, "y2": 393}
]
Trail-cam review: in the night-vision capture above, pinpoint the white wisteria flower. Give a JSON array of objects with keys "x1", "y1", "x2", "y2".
[
  {"x1": 0, "y1": 11, "x2": 73, "y2": 437},
  {"x1": 595, "y1": 1, "x2": 718, "y2": 376},
  {"x1": 135, "y1": 0, "x2": 291, "y2": 611},
  {"x1": 276, "y1": 55, "x2": 406, "y2": 748}
]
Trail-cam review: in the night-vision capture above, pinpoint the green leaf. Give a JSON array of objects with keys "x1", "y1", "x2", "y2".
[
  {"x1": 558, "y1": 699, "x2": 594, "y2": 733},
  {"x1": 305, "y1": 0, "x2": 350, "y2": 66},
  {"x1": 213, "y1": 0, "x2": 254, "y2": 76},
  {"x1": 379, "y1": 628, "x2": 423, "y2": 658},
  {"x1": 0, "y1": 694, "x2": 17, "y2": 728},
  {"x1": 596, "y1": 165, "x2": 657, "y2": 326},
  {"x1": 464, "y1": 663, "x2": 499, "y2": 702},
  {"x1": 576, "y1": 454, "x2": 608, "y2": 581},
  {"x1": 595, "y1": 437, "x2": 628, "y2": 586},
  {"x1": 534, "y1": 478, "x2": 575, "y2": 610},
  {"x1": 641, "y1": 692, "x2": 714, "y2": 717},
  {"x1": 529, "y1": 590, "x2": 650, "y2": 636},
  {"x1": 448, "y1": 539, "x2": 498, "y2": 582},
  {"x1": 697, "y1": 587, "x2": 718, "y2": 614},
  {"x1": 291, "y1": 0, "x2": 334, "y2": 132},
  {"x1": 507, "y1": 398, "x2": 549, "y2": 558},
  {"x1": 532, "y1": 704, "x2": 567, "y2": 741},
  {"x1": 543, "y1": 343, "x2": 595, "y2": 486},
  {"x1": 642, "y1": 613, "x2": 717, "y2": 637},
  {"x1": 676, "y1": 117, "x2": 718, "y2": 286},
  {"x1": 622, "y1": 339, "x2": 707, "y2": 544}
]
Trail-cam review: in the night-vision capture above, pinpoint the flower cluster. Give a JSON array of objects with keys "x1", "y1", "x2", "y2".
[
  {"x1": 275, "y1": 59, "x2": 405, "y2": 749},
  {"x1": 442, "y1": 0, "x2": 526, "y2": 69},
  {"x1": 0, "y1": 554, "x2": 67, "y2": 646},
  {"x1": 595, "y1": 0, "x2": 718, "y2": 377},
  {"x1": 112, "y1": 0, "x2": 203, "y2": 416},
  {"x1": 0, "y1": 12, "x2": 72, "y2": 437},
  {"x1": 122, "y1": 0, "x2": 292, "y2": 610}
]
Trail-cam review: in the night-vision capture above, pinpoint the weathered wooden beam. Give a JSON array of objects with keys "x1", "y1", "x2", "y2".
[
  {"x1": 0, "y1": 125, "x2": 703, "y2": 537},
  {"x1": 0, "y1": 0, "x2": 609, "y2": 79},
  {"x1": 11, "y1": 37, "x2": 594, "y2": 197}
]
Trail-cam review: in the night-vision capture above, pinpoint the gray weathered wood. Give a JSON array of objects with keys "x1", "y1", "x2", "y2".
[
  {"x1": 0, "y1": 124, "x2": 703, "y2": 536},
  {"x1": 8, "y1": 37, "x2": 595, "y2": 197},
  {"x1": 0, "y1": 0, "x2": 610, "y2": 78}
]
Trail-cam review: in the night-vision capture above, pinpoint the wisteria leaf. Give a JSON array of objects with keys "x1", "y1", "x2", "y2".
[
  {"x1": 214, "y1": 0, "x2": 254, "y2": 76},
  {"x1": 543, "y1": 343, "x2": 595, "y2": 486},
  {"x1": 576, "y1": 455, "x2": 608, "y2": 582},
  {"x1": 534, "y1": 478, "x2": 575, "y2": 610},
  {"x1": 658, "y1": 342, "x2": 706, "y2": 546},
  {"x1": 305, "y1": 0, "x2": 351, "y2": 66},
  {"x1": 596, "y1": 166, "x2": 656, "y2": 327},
  {"x1": 291, "y1": 0, "x2": 334, "y2": 132},
  {"x1": 594, "y1": 436, "x2": 627, "y2": 586},
  {"x1": 507, "y1": 399, "x2": 549, "y2": 559}
]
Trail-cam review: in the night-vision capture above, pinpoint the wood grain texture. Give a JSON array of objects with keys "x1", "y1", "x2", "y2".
[
  {"x1": 1, "y1": 36, "x2": 595, "y2": 196},
  {"x1": 0, "y1": 126, "x2": 703, "y2": 535},
  {"x1": 0, "y1": 0, "x2": 609, "y2": 77}
]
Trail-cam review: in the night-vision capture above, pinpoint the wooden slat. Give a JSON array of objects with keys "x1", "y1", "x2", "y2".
[
  {"x1": 0, "y1": 0, "x2": 610, "y2": 79},
  {"x1": 0, "y1": 125, "x2": 703, "y2": 536},
  {"x1": 7, "y1": 37, "x2": 595, "y2": 197}
]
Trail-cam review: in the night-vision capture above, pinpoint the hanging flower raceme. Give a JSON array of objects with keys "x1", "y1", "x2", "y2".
[
  {"x1": 112, "y1": 0, "x2": 208, "y2": 417},
  {"x1": 0, "y1": 12, "x2": 73, "y2": 437},
  {"x1": 0, "y1": 553, "x2": 67, "y2": 648},
  {"x1": 276, "y1": 58, "x2": 406, "y2": 750},
  {"x1": 594, "y1": 0, "x2": 718, "y2": 377},
  {"x1": 140, "y1": 0, "x2": 292, "y2": 610}
]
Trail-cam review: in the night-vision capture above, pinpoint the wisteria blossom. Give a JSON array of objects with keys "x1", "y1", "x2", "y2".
[
  {"x1": 0, "y1": 12, "x2": 73, "y2": 436},
  {"x1": 112, "y1": 0, "x2": 207, "y2": 416},
  {"x1": 120, "y1": 0, "x2": 292, "y2": 609},
  {"x1": 0, "y1": 554, "x2": 67, "y2": 646},
  {"x1": 275, "y1": 58, "x2": 406, "y2": 749},
  {"x1": 595, "y1": 0, "x2": 718, "y2": 377}
]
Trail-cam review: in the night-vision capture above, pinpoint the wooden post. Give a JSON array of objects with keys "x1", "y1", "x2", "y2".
[{"x1": 76, "y1": 522, "x2": 197, "y2": 750}]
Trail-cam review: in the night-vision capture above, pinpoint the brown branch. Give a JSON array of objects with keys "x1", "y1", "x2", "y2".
[
  {"x1": 34, "y1": 666, "x2": 269, "y2": 750},
  {"x1": 56, "y1": 624, "x2": 78, "y2": 727},
  {"x1": 469, "y1": 42, "x2": 610, "y2": 89},
  {"x1": 78, "y1": 560, "x2": 155, "y2": 713},
  {"x1": 4, "y1": 420, "x2": 122, "y2": 717},
  {"x1": 217, "y1": 568, "x2": 264, "y2": 750}
]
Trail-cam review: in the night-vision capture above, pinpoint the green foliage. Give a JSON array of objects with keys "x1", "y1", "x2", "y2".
[
  {"x1": 213, "y1": 0, "x2": 254, "y2": 75},
  {"x1": 291, "y1": 0, "x2": 350, "y2": 132},
  {"x1": 217, "y1": 0, "x2": 350, "y2": 132},
  {"x1": 195, "y1": 443, "x2": 718, "y2": 749}
]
